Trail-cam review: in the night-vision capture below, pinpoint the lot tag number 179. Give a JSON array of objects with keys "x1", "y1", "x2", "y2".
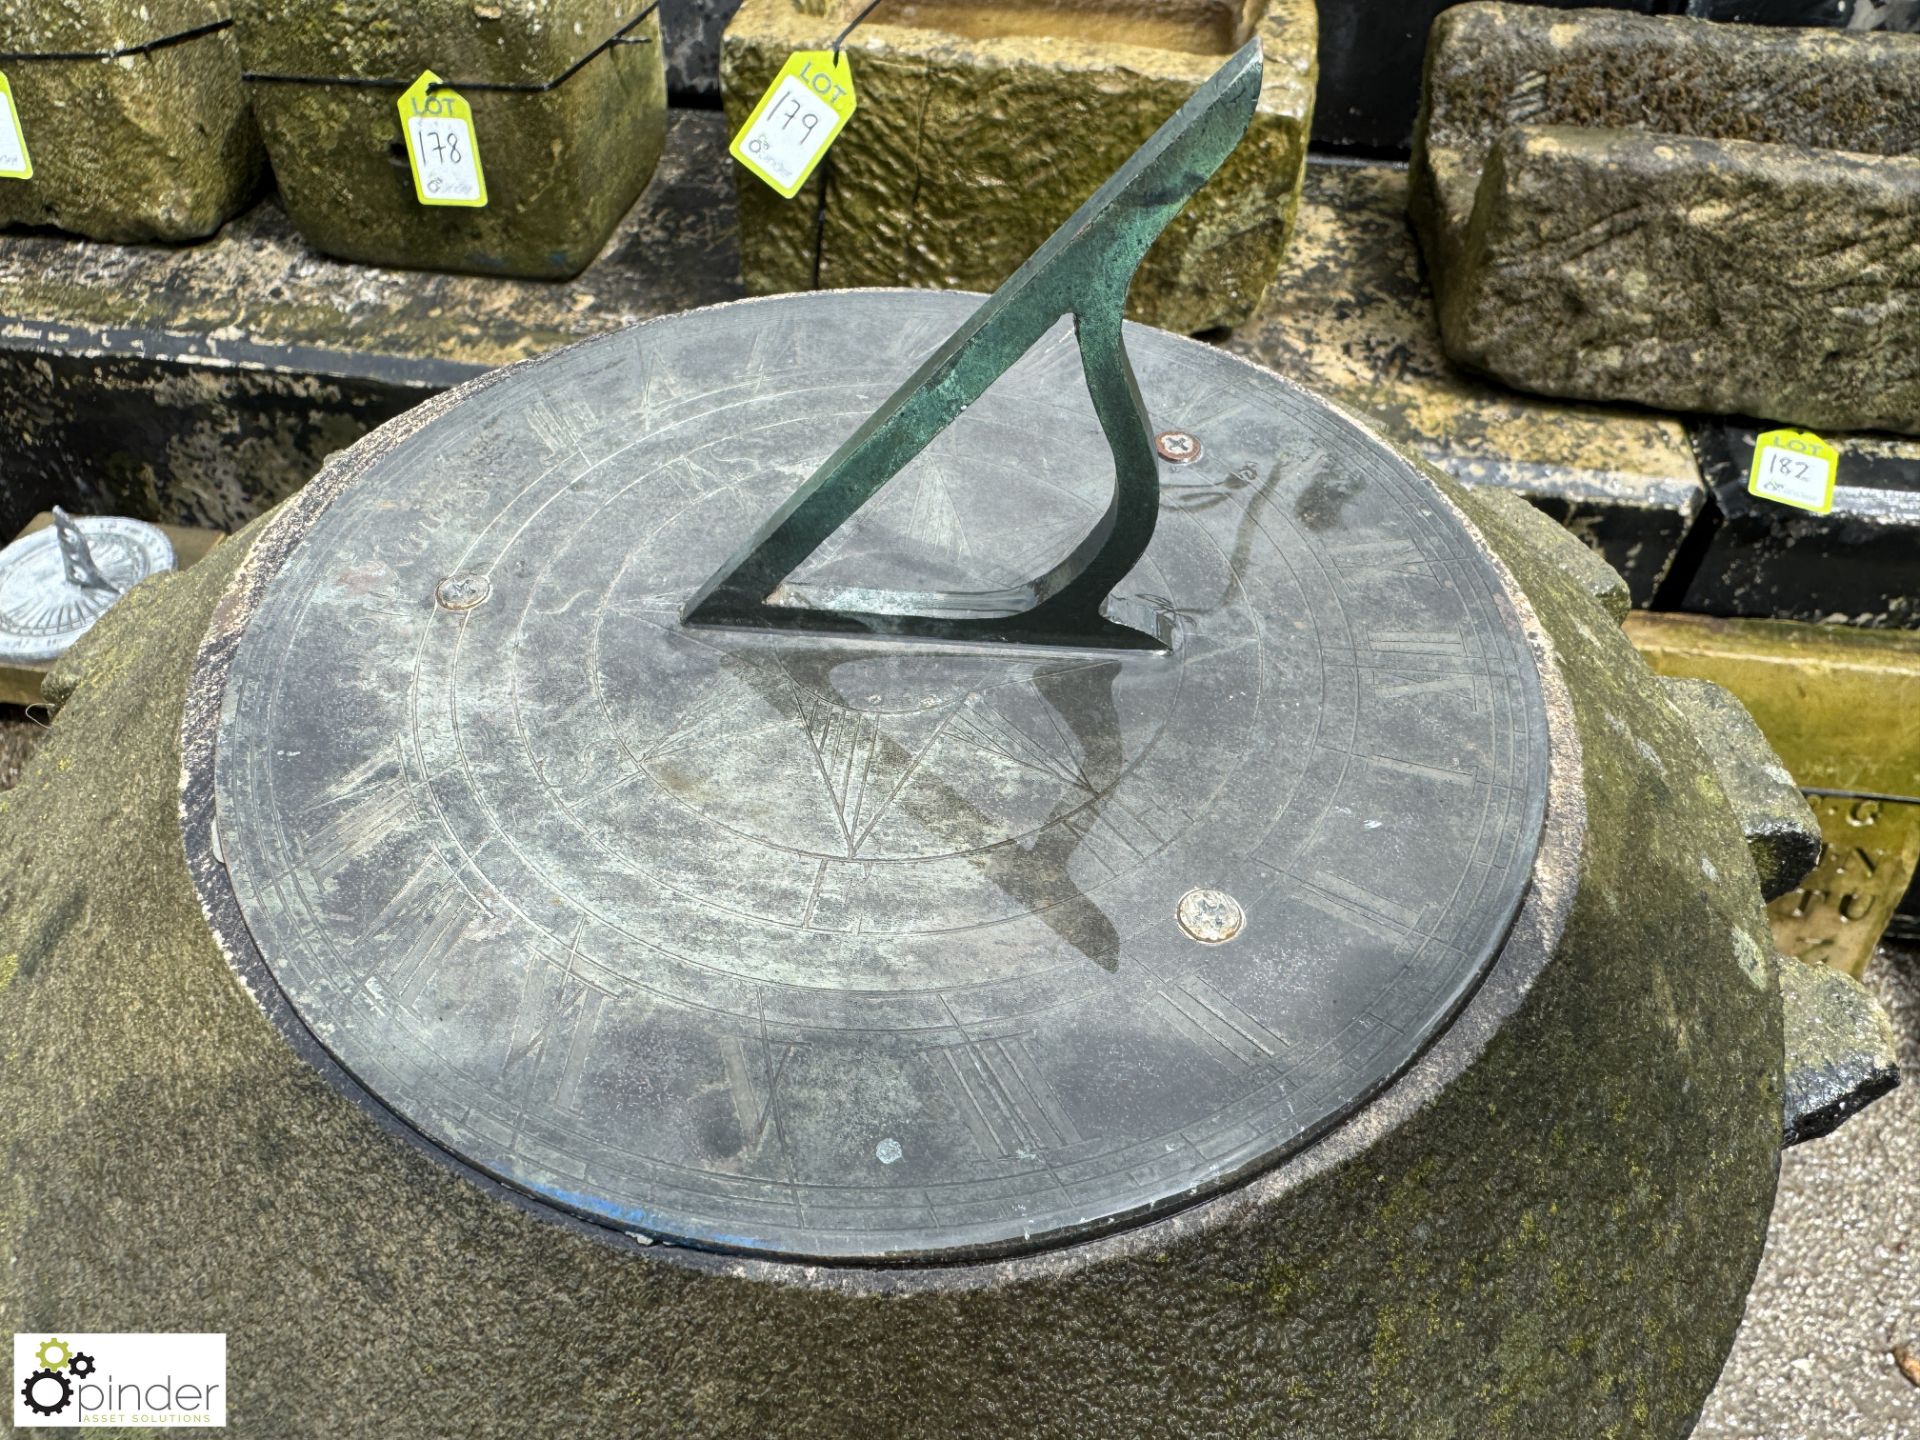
[{"x1": 730, "y1": 51, "x2": 858, "y2": 200}]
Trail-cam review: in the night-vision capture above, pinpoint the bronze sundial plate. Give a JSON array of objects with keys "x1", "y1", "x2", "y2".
[{"x1": 186, "y1": 291, "x2": 1550, "y2": 1264}]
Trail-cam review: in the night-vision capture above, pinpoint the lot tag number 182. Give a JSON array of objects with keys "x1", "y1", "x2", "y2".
[{"x1": 1748, "y1": 429, "x2": 1838, "y2": 515}]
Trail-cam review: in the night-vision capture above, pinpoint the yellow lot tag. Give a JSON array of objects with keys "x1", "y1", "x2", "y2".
[
  {"x1": 1748, "y1": 429, "x2": 1838, "y2": 514},
  {"x1": 0, "y1": 70, "x2": 32, "y2": 180},
  {"x1": 729, "y1": 50, "x2": 857, "y2": 199},
  {"x1": 399, "y1": 71, "x2": 487, "y2": 208}
]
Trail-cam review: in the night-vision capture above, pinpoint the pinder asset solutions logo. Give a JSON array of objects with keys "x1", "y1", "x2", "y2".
[{"x1": 13, "y1": 1333, "x2": 226, "y2": 1427}]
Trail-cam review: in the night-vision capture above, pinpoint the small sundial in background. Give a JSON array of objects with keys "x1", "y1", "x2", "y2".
[
  {"x1": 188, "y1": 42, "x2": 1550, "y2": 1264},
  {"x1": 0, "y1": 508, "x2": 174, "y2": 664}
]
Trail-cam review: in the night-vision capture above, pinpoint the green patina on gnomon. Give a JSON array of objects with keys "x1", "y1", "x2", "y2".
[{"x1": 686, "y1": 40, "x2": 1263, "y2": 653}]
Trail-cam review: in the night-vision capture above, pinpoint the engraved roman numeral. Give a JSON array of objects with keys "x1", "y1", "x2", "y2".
[
  {"x1": 1367, "y1": 628, "x2": 1467, "y2": 658},
  {"x1": 301, "y1": 774, "x2": 412, "y2": 885},
  {"x1": 1155, "y1": 976, "x2": 1284, "y2": 1073},
  {"x1": 1057, "y1": 801, "x2": 1162, "y2": 875},
  {"x1": 1373, "y1": 672, "x2": 1478, "y2": 700},
  {"x1": 1363, "y1": 753, "x2": 1475, "y2": 787},
  {"x1": 922, "y1": 1035, "x2": 1081, "y2": 1159},
  {"x1": 8, "y1": 593, "x2": 91, "y2": 632},
  {"x1": 501, "y1": 959, "x2": 609, "y2": 1116},
  {"x1": 721, "y1": 1034, "x2": 801, "y2": 1151},
  {"x1": 947, "y1": 696, "x2": 1092, "y2": 793},
  {"x1": 523, "y1": 395, "x2": 597, "y2": 455},
  {"x1": 1293, "y1": 870, "x2": 1430, "y2": 950},
  {"x1": 362, "y1": 863, "x2": 480, "y2": 1007},
  {"x1": 1327, "y1": 537, "x2": 1426, "y2": 575}
]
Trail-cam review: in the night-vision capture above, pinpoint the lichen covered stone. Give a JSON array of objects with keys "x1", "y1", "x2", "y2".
[
  {"x1": 721, "y1": 0, "x2": 1317, "y2": 333},
  {"x1": 0, "y1": 0, "x2": 264, "y2": 242},
  {"x1": 1779, "y1": 955, "x2": 1899, "y2": 1145},
  {"x1": 231, "y1": 0, "x2": 668, "y2": 278},
  {"x1": 0, "y1": 114, "x2": 742, "y2": 539},
  {"x1": 1658, "y1": 675, "x2": 1823, "y2": 903},
  {"x1": 1411, "y1": 3, "x2": 1920, "y2": 435},
  {"x1": 1443, "y1": 126, "x2": 1920, "y2": 435}
]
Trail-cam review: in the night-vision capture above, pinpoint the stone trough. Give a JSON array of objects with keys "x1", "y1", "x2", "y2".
[
  {"x1": 722, "y1": 0, "x2": 1318, "y2": 332},
  {"x1": 1411, "y1": 3, "x2": 1920, "y2": 436},
  {"x1": 231, "y1": 0, "x2": 669, "y2": 278}
]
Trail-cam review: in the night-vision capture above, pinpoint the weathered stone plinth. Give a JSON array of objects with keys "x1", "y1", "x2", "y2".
[
  {"x1": 1627, "y1": 610, "x2": 1920, "y2": 977},
  {"x1": 0, "y1": 0, "x2": 264, "y2": 242},
  {"x1": 231, "y1": 0, "x2": 668, "y2": 279},
  {"x1": 1412, "y1": 3, "x2": 1920, "y2": 435},
  {"x1": 721, "y1": 0, "x2": 1317, "y2": 333},
  {"x1": 0, "y1": 396, "x2": 1857, "y2": 1433}
]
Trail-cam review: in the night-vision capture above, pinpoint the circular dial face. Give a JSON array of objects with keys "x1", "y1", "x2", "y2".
[
  {"x1": 199, "y1": 292, "x2": 1549, "y2": 1262},
  {"x1": 0, "y1": 517, "x2": 174, "y2": 663}
]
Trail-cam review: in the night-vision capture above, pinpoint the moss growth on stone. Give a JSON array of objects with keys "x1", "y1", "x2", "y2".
[
  {"x1": 0, "y1": 390, "x2": 1836, "y2": 1432},
  {"x1": 231, "y1": 0, "x2": 668, "y2": 278},
  {"x1": 0, "y1": 1, "x2": 264, "y2": 242},
  {"x1": 1411, "y1": 3, "x2": 1920, "y2": 435},
  {"x1": 1443, "y1": 126, "x2": 1920, "y2": 436}
]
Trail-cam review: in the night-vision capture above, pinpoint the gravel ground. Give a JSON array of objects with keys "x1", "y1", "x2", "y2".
[{"x1": 1698, "y1": 941, "x2": 1919, "y2": 1439}]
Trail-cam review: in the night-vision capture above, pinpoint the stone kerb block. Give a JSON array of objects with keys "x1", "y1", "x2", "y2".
[
  {"x1": 231, "y1": 0, "x2": 668, "y2": 279},
  {"x1": 1410, "y1": 3, "x2": 1920, "y2": 436},
  {"x1": 721, "y1": 0, "x2": 1317, "y2": 334},
  {"x1": 0, "y1": 0, "x2": 265, "y2": 241}
]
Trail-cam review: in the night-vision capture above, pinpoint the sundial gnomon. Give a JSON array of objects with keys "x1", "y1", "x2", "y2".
[{"x1": 197, "y1": 43, "x2": 1550, "y2": 1262}]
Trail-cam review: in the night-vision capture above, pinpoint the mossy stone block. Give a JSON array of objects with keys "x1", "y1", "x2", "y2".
[
  {"x1": 1411, "y1": 2, "x2": 1920, "y2": 434},
  {"x1": 0, "y1": 113, "x2": 741, "y2": 547},
  {"x1": 0, "y1": 0, "x2": 264, "y2": 242},
  {"x1": 231, "y1": 0, "x2": 668, "y2": 279},
  {"x1": 720, "y1": 0, "x2": 1317, "y2": 333},
  {"x1": 1442, "y1": 125, "x2": 1920, "y2": 435}
]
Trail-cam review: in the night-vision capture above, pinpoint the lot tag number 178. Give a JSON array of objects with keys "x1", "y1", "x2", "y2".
[{"x1": 398, "y1": 70, "x2": 487, "y2": 208}]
